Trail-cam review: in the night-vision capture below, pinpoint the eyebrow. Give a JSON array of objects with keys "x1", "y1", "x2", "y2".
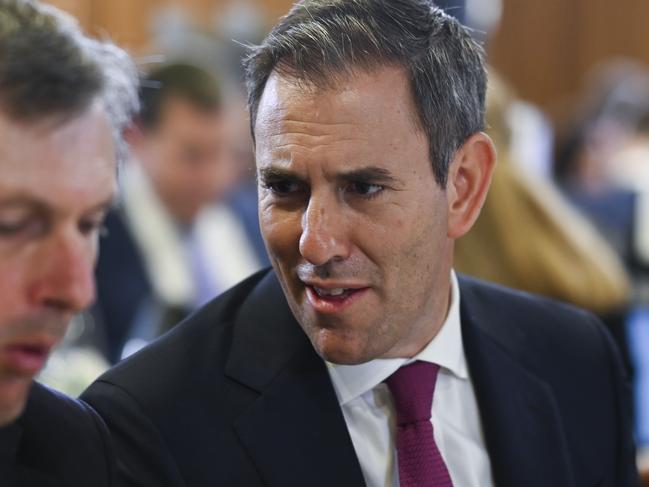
[
  {"x1": 258, "y1": 165, "x2": 402, "y2": 186},
  {"x1": 257, "y1": 166, "x2": 303, "y2": 183},
  {"x1": 338, "y1": 167, "x2": 401, "y2": 186}
]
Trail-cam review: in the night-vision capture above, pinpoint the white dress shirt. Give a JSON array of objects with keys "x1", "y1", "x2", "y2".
[{"x1": 326, "y1": 272, "x2": 494, "y2": 487}]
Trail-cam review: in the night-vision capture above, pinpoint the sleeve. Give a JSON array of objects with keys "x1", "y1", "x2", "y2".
[{"x1": 80, "y1": 380, "x2": 187, "y2": 487}]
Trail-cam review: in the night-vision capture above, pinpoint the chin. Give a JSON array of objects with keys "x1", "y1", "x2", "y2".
[
  {"x1": 312, "y1": 335, "x2": 374, "y2": 366},
  {"x1": 0, "y1": 376, "x2": 31, "y2": 427}
]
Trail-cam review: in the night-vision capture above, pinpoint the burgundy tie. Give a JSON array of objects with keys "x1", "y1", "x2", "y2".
[{"x1": 385, "y1": 361, "x2": 453, "y2": 487}]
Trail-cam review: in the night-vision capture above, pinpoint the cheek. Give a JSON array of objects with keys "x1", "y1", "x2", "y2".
[
  {"x1": 401, "y1": 215, "x2": 449, "y2": 292},
  {"x1": 355, "y1": 204, "x2": 425, "y2": 265},
  {"x1": 189, "y1": 165, "x2": 220, "y2": 196},
  {"x1": 376, "y1": 201, "x2": 448, "y2": 286},
  {"x1": 259, "y1": 208, "x2": 301, "y2": 261},
  {"x1": 141, "y1": 142, "x2": 163, "y2": 173},
  {"x1": 0, "y1": 260, "x2": 26, "y2": 327},
  {"x1": 152, "y1": 145, "x2": 183, "y2": 181}
]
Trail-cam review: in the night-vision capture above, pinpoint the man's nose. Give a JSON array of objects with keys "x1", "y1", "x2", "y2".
[
  {"x1": 30, "y1": 230, "x2": 96, "y2": 313},
  {"x1": 299, "y1": 195, "x2": 351, "y2": 266}
]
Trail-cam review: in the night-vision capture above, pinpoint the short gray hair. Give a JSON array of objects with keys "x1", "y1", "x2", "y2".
[
  {"x1": 244, "y1": 0, "x2": 486, "y2": 186},
  {"x1": 0, "y1": 0, "x2": 139, "y2": 164}
]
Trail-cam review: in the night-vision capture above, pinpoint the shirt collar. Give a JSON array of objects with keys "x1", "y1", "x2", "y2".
[{"x1": 326, "y1": 271, "x2": 467, "y2": 406}]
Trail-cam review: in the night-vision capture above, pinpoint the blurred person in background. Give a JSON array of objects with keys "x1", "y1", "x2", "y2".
[
  {"x1": 455, "y1": 70, "x2": 634, "y2": 374},
  {"x1": 148, "y1": 4, "x2": 273, "y2": 267},
  {"x1": 553, "y1": 60, "x2": 649, "y2": 433},
  {"x1": 146, "y1": 6, "x2": 271, "y2": 266},
  {"x1": 223, "y1": 90, "x2": 272, "y2": 265},
  {"x1": 555, "y1": 61, "x2": 649, "y2": 453},
  {"x1": 555, "y1": 60, "x2": 649, "y2": 274},
  {"x1": 93, "y1": 62, "x2": 262, "y2": 363},
  {"x1": 0, "y1": 0, "x2": 138, "y2": 484},
  {"x1": 83, "y1": 1, "x2": 638, "y2": 486}
]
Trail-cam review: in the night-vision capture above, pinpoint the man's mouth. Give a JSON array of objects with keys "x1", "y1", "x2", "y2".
[
  {"x1": 0, "y1": 341, "x2": 54, "y2": 377},
  {"x1": 304, "y1": 284, "x2": 369, "y2": 313},
  {"x1": 312, "y1": 287, "x2": 354, "y2": 299}
]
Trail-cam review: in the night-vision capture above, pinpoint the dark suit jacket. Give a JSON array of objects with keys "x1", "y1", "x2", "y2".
[
  {"x1": 95, "y1": 203, "x2": 269, "y2": 364},
  {"x1": 0, "y1": 382, "x2": 116, "y2": 486},
  {"x1": 81, "y1": 269, "x2": 639, "y2": 487},
  {"x1": 94, "y1": 209, "x2": 154, "y2": 363}
]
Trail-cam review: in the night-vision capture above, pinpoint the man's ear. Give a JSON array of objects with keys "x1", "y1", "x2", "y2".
[
  {"x1": 123, "y1": 122, "x2": 148, "y2": 163},
  {"x1": 123, "y1": 122, "x2": 143, "y2": 148},
  {"x1": 446, "y1": 132, "x2": 496, "y2": 239}
]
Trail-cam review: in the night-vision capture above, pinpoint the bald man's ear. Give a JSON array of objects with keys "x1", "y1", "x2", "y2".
[{"x1": 446, "y1": 132, "x2": 496, "y2": 239}]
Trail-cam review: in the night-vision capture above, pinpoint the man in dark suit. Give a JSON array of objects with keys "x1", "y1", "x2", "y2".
[
  {"x1": 82, "y1": 0, "x2": 640, "y2": 485},
  {"x1": 0, "y1": 0, "x2": 138, "y2": 484},
  {"x1": 93, "y1": 63, "x2": 263, "y2": 364}
]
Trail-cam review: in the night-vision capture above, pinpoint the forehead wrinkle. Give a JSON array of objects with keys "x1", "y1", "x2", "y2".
[
  {"x1": 259, "y1": 116, "x2": 370, "y2": 158},
  {"x1": 259, "y1": 114, "x2": 359, "y2": 137},
  {"x1": 280, "y1": 118, "x2": 357, "y2": 130},
  {"x1": 269, "y1": 133, "x2": 368, "y2": 151},
  {"x1": 260, "y1": 121, "x2": 423, "y2": 160}
]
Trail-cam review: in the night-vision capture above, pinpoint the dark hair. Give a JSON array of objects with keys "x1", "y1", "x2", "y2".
[
  {"x1": 0, "y1": 0, "x2": 138, "y2": 163},
  {"x1": 244, "y1": 0, "x2": 486, "y2": 186},
  {"x1": 138, "y1": 63, "x2": 222, "y2": 129}
]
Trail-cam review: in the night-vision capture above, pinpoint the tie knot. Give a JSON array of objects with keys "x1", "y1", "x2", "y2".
[{"x1": 385, "y1": 361, "x2": 440, "y2": 426}]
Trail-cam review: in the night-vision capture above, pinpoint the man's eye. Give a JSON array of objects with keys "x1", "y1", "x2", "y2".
[
  {"x1": 263, "y1": 180, "x2": 305, "y2": 196},
  {"x1": 78, "y1": 218, "x2": 106, "y2": 237},
  {"x1": 0, "y1": 218, "x2": 47, "y2": 238},
  {"x1": 0, "y1": 221, "x2": 28, "y2": 235},
  {"x1": 348, "y1": 182, "x2": 384, "y2": 198}
]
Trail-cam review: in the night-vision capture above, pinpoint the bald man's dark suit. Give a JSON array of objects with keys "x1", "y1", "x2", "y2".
[
  {"x1": 81, "y1": 269, "x2": 639, "y2": 486},
  {"x1": 0, "y1": 382, "x2": 116, "y2": 486}
]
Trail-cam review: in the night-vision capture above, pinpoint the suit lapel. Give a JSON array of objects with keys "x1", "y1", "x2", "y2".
[
  {"x1": 226, "y1": 272, "x2": 578, "y2": 487},
  {"x1": 226, "y1": 272, "x2": 366, "y2": 487},
  {"x1": 460, "y1": 277, "x2": 576, "y2": 487}
]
